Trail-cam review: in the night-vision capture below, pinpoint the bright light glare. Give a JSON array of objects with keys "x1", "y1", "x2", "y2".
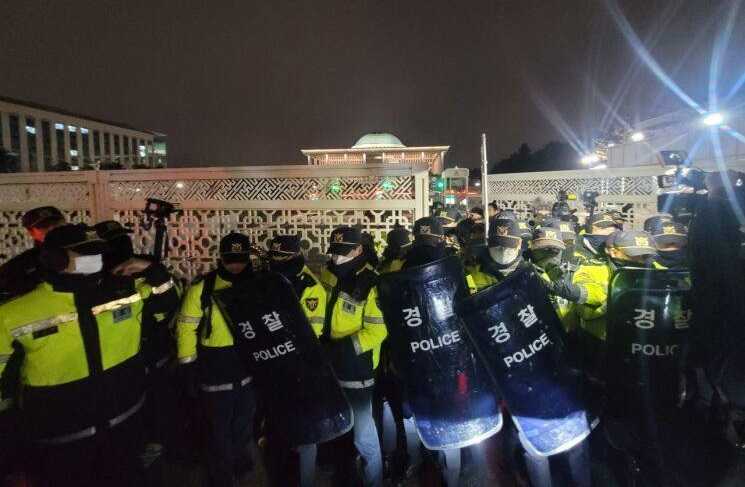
[
  {"x1": 702, "y1": 112, "x2": 725, "y2": 127},
  {"x1": 175, "y1": 181, "x2": 185, "y2": 189},
  {"x1": 590, "y1": 164, "x2": 608, "y2": 170},
  {"x1": 580, "y1": 154, "x2": 600, "y2": 165},
  {"x1": 607, "y1": 143, "x2": 616, "y2": 148},
  {"x1": 631, "y1": 132, "x2": 646, "y2": 142}
]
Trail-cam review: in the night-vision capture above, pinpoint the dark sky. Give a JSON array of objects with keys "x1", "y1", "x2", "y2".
[{"x1": 1, "y1": 0, "x2": 744, "y2": 168}]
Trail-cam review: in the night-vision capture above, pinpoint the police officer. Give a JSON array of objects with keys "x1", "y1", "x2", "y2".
[
  {"x1": 378, "y1": 225, "x2": 412, "y2": 274},
  {"x1": 572, "y1": 230, "x2": 657, "y2": 379},
  {"x1": 264, "y1": 234, "x2": 326, "y2": 487},
  {"x1": 401, "y1": 216, "x2": 472, "y2": 487},
  {"x1": 324, "y1": 226, "x2": 387, "y2": 487},
  {"x1": 649, "y1": 221, "x2": 688, "y2": 269},
  {"x1": 176, "y1": 233, "x2": 256, "y2": 487},
  {"x1": 529, "y1": 226, "x2": 576, "y2": 328},
  {"x1": 573, "y1": 212, "x2": 620, "y2": 266},
  {"x1": 0, "y1": 223, "x2": 177, "y2": 487},
  {"x1": 467, "y1": 218, "x2": 527, "y2": 292},
  {"x1": 94, "y1": 220, "x2": 180, "y2": 484},
  {"x1": 0, "y1": 206, "x2": 65, "y2": 299}
]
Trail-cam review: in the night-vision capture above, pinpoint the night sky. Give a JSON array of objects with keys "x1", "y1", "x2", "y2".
[{"x1": 1, "y1": 0, "x2": 743, "y2": 168}]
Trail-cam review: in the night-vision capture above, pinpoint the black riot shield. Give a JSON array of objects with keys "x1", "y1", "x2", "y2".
[
  {"x1": 213, "y1": 272, "x2": 352, "y2": 447},
  {"x1": 377, "y1": 255, "x2": 502, "y2": 450},
  {"x1": 606, "y1": 268, "x2": 691, "y2": 416},
  {"x1": 457, "y1": 266, "x2": 590, "y2": 457}
]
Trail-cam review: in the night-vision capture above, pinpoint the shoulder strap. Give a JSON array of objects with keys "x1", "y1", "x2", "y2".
[{"x1": 197, "y1": 270, "x2": 218, "y2": 339}]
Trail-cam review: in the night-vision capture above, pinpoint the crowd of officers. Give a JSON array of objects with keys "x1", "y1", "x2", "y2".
[{"x1": 0, "y1": 199, "x2": 705, "y2": 487}]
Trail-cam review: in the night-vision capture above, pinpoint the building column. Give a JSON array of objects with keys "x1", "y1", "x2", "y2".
[
  {"x1": 19, "y1": 114, "x2": 30, "y2": 172},
  {"x1": 108, "y1": 132, "x2": 114, "y2": 163},
  {"x1": 50, "y1": 122, "x2": 58, "y2": 166},
  {"x1": 0, "y1": 112, "x2": 10, "y2": 151},
  {"x1": 75, "y1": 128, "x2": 83, "y2": 165},
  {"x1": 34, "y1": 118, "x2": 43, "y2": 172},
  {"x1": 88, "y1": 129, "x2": 96, "y2": 164},
  {"x1": 63, "y1": 125, "x2": 71, "y2": 163}
]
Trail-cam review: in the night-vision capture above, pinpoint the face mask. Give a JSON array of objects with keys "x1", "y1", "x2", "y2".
[
  {"x1": 331, "y1": 253, "x2": 356, "y2": 266},
  {"x1": 532, "y1": 249, "x2": 562, "y2": 269},
  {"x1": 657, "y1": 248, "x2": 687, "y2": 268},
  {"x1": 72, "y1": 254, "x2": 103, "y2": 275},
  {"x1": 584, "y1": 234, "x2": 608, "y2": 251},
  {"x1": 488, "y1": 246, "x2": 520, "y2": 266},
  {"x1": 270, "y1": 255, "x2": 305, "y2": 277}
]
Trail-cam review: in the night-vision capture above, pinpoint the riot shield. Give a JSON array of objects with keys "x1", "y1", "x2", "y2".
[
  {"x1": 377, "y1": 255, "x2": 503, "y2": 450},
  {"x1": 457, "y1": 266, "x2": 590, "y2": 457},
  {"x1": 213, "y1": 272, "x2": 353, "y2": 447},
  {"x1": 606, "y1": 268, "x2": 691, "y2": 416}
]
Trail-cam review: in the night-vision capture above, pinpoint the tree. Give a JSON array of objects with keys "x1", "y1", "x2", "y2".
[
  {"x1": 489, "y1": 141, "x2": 581, "y2": 174},
  {"x1": 0, "y1": 148, "x2": 19, "y2": 173}
]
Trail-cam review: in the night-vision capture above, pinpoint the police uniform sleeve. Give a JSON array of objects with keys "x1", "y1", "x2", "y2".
[
  {"x1": 0, "y1": 314, "x2": 14, "y2": 412},
  {"x1": 350, "y1": 287, "x2": 388, "y2": 355},
  {"x1": 300, "y1": 282, "x2": 326, "y2": 338},
  {"x1": 571, "y1": 264, "x2": 605, "y2": 307},
  {"x1": 138, "y1": 263, "x2": 180, "y2": 313},
  {"x1": 175, "y1": 281, "x2": 204, "y2": 364}
]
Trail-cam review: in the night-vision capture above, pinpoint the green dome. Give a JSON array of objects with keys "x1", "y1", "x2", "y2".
[{"x1": 352, "y1": 133, "x2": 406, "y2": 149}]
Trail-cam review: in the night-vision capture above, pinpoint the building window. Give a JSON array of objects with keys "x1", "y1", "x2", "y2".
[
  {"x1": 56, "y1": 123, "x2": 66, "y2": 162},
  {"x1": 69, "y1": 126, "x2": 79, "y2": 163},
  {"x1": 26, "y1": 117, "x2": 37, "y2": 170},
  {"x1": 104, "y1": 132, "x2": 111, "y2": 158},
  {"x1": 42, "y1": 121, "x2": 51, "y2": 168},
  {"x1": 113, "y1": 134, "x2": 120, "y2": 162},
  {"x1": 82, "y1": 129, "x2": 90, "y2": 162},
  {"x1": 93, "y1": 130, "x2": 101, "y2": 158},
  {"x1": 9, "y1": 115, "x2": 20, "y2": 153}
]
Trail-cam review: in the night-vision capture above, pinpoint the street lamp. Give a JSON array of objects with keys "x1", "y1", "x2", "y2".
[
  {"x1": 702, "y1": 112, "x2": 725, "y2": 127},
  {"x1": 630, "y1": 131, "x2": 645, "y2": 142}
]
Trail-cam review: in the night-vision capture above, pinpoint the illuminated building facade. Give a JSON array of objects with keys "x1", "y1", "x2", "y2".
[
  {"x1": 0, "y1": 95, "x2": 166, "y2": 172},
  {"x1": 302, "y1": 132, "x2": 449, "y2": 174}
]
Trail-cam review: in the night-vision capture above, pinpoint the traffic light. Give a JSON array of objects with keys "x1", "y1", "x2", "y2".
[{"x1": 432, "y1": 176, "x2": 445, "y2": 192}]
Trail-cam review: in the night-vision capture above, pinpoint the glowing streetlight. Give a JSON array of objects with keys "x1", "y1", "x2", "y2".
[
  {"x1": 580, "y1": 154, "x2": 600, "y2": 165},
  {"x1": 630, "y1": 131, "x2": 645, "y2": 142},
  {"x1": 702, "y1": 112, "x2": 724, "y2": 127}
]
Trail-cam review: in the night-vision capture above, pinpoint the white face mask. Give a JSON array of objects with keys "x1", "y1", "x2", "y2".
[
  {"x1": 331, "y1": 253, "x2": 356, "y2": 266},
  {"x1": 71, "y1": 254, "x2": 103, "y2": 275},
  {"x1": 488, "y1": 246, "x2": 520, "y2": 266}
]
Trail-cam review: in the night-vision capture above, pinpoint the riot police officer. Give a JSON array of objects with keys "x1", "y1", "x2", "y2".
[
  {"x1": 574, "y1": 212, "x2": 620, "y2": 266},
  {"x1": 0, "y1": 206, "x2": 65, "y2": 299},
  {"x1": 529, "y1": 226, "x2": 576, "y2": 329},
  {"x1": 649, "y1": 221, "x2": 688, "y2": 269},
  {"x1": 264, "y1": 234, "x2": 327, "y2": 487},
  {"x1": 0, "y1": 223, "x2": 177, "y2": 487},
  {"x1": 467, "y1": 218, "x2": 528, "y2": 292},
  {"x1": 176, "y1": 233, "x2": 256, "y2": 487},
  {"x1": 323, "y1": 226, "x2": 387, "y2": 487},
  {"x1": 643, "y1": 213, "x2": 674, "y2": 233},
  {"x1": 378, "y1": 225, "x2": 412, "y2": 274}
]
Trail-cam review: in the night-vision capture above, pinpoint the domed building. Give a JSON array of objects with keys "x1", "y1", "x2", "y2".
[{"x1": 301, "y1": 132, "x2": 449, "y2": 174}]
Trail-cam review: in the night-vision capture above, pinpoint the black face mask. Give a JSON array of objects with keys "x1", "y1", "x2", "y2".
[
  {"x1": 531, "y1": 248, "x2": 563, "y2": 270},
  {"x1": 270, "y1": 255, "x2": 305, "y2": 279},
  {"x1": 584, "y1": 234, "x2": 608, "y2": 252},
  {"x1": 104, "y1": 235, "x2": 134, "y2": 270},
  {"x1": 328, "y1": 254, "x2": 366, "y2": 281},
  {"x1": 217, "y1": 260, "x2": 253, "y2": 283},
  {"x1": 405, "y1": 242, "x2": 446, "y2": 267},
  {"x1": 657, "y1": 248, "x2": 687, "y2": 268}
]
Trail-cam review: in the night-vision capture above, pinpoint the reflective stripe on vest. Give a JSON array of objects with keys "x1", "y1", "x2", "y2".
[
  {"x1": 178, "y1": 315, "x2": 201, "y2": 325},
  {"x1": 151, "y1": 279, "x2": 175, "y2": 295},
  {"x1": 11, "y1": 313, "x2": 78, "y2": 338},
  {"x1": 339, "y1": 378, "x2": 375, "y2": 389},
  {"x1": 91, "y1": 293, "x2": 142, "y2": 316}
]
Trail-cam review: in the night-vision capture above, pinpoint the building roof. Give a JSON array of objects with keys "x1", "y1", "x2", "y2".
[
  {"x1": 0, "y1": 94, "x2": 162, "y2": 136},
  {"x1": 351, "y1": 132, "x2": 406, "y2": 149}
]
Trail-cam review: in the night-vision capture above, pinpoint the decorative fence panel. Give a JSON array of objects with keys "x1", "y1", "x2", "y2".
[
  {"x1": 487, "y1": 166, "x2": 665, "y2": 228},
  {"x1": 0, "y1": 166, "x2": 429, "y2": 280}
]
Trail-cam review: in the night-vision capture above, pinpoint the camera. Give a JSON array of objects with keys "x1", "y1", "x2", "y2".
[
  {"x1": 581, "y1": 190, "x2": 599, "y2": 211},
  {"x1": 144, "y1": 198, "x2": 177, "y2": 220}
]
